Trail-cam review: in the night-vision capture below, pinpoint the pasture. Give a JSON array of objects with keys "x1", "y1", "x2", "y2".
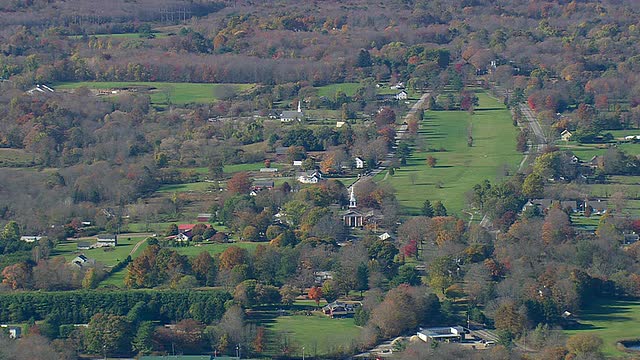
[
  {"x1": 377, "y1": 92, "x2": 521, "y2": 215},
  {"x1": 0, "y1": 148, "x2": 39, "y2": 167},
  {"x1": 259, "y1": 312, "x2": 361, "y2": 357},
  {"x1": 565, "y1": 298, "x2": 640, "y2": 358},
  {"x1": 54, "y1": 81, "x2": 255, "y2": 105},
  {"x1": 52, "y1": 236, "x2": 149, "y2": 267}
]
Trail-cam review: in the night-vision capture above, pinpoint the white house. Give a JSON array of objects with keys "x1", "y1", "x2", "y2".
[
  {"x1": 561, "y1": 129, "x2": 573, "y2": 141},
  {"x1": 96, "y1": 234, "x2": 117, "y2": 247},
  {"x1": 1, "y1": 325, "x2": 21, "y2": 339},
  {"x1": 71, "y1": 254, "x2": 95, "y2": 268},
  {"x1": 354, "y1": 157, "x2": 365, "y2": 169},
  {"x1": 378, "y1": 232, "x2": 392, "y2": 240},
  {"x1": 336, "y1": 121, "x2": 346, "y2": 128},
  {"x1": 395, "y1": 90, "x2": 408, "y2": 101},
  {"x1": 20, "y1": 236, "x2": 42, "y2": 243},
  {"x1": 298, "y1": 170, "x2": 323, "y2": 184}
]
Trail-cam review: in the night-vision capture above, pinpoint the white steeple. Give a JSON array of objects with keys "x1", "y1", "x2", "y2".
[
  {"x1": 297, "y1": 100, "x2": 302, "y2": 113},
  {"x1": 349, "y1": 187, "x2": 357, "y2": 208}
]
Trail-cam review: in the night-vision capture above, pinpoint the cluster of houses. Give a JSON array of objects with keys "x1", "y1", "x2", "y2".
[{"x1": 522, "y1": 198, "x2": 608, "y2": 215}]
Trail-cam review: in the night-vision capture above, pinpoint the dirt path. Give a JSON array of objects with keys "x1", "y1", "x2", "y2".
[{"x1": 128, "y1": 237, "x2": 148, "y2": 257}]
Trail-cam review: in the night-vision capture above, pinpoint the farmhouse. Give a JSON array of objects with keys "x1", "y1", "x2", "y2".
[
  {"x1": 322, "y1": 301, "x2": 361, "y2": 318},
  {"x1": 71, "y1": 254, "x2": 95, "y2": 268},
  {"x1": 561, "y1": 129, "x2": 573, "y2": 141},
  {"x1": 298, "y1": 170, "x2": 323, "y2": 184},
  {"x1": 585, "y1": 199, "x2": 608, "y2": 215},
  {"x1": 354, "y1": 157, "x2": 365, "y2": 169},
  {"x1": 96, "y1": 234, "x2": 117, "y2": 247},
  {"x1": 395, "y1": 90, "x2": 408, "y2": 100},
  {"x1": 417, "y1": 326, "x2": 465, "y2": 343},
  {"x1": 253, "y1": 180, "x2": 275, "y2": 190}
]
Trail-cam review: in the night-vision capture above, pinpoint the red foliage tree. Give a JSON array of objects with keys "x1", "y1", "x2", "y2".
[
  {"x1": 308, "y1": 286, "x2": 323, "y2": 307},
  {"x1": 227, "y1": 172, "x2": 252, "y2": 194}
]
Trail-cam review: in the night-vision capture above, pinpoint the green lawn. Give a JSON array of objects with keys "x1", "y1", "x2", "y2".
[
  {"x1": 565, "y1": 298, "x2": 640, "y2": 358},
  {"x1": 172, "y1": 242, "x2": 260, "y2": 257},
  {"x1": 316, "y1": 83, "x2": 361, "y2": 97},
  {"x1": 54, "y1": 81, "x2": 255, "y2": 105},
  {"x1": 157, "y1": 182, "x2": 217, "y2": 193},
  {"x1": 378, "y1": 92, "x2": 521, "y2": 215},
  {"x1": 52, "y1": 236, "x2": 148, "y2": 267},
  {"x1": 262, "y1": 312, "x2": 361, "y2": 357}
]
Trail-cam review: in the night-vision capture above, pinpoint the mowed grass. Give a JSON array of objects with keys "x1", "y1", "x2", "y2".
[
  {"x1": 378, "y1": 92, "x2": 521, "y2": 215},
  {"x1": 54, "y1": 82, "x2": 255, "y2": 105},
  {"x1": 172, "y1": 242, "x2": 260, "y2": 257},
  {"x1": 565, "y1": 299, "x2": 640, "y2": 358},
  {"x1": 52, "y1": 236, "x2": 148, "y2": 267},
  {"x1": 264, "y1": 313, "x2": 361, "y2": 357},
  {"x1": 316, "y1": 83, "x2": 361, "y2": 97}
]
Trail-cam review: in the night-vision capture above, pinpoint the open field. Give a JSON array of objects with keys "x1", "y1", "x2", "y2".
[
  {"x1": 260, "y1": 312, "x2": 361, "y2": 357},
  {"x1": 157, "y1": 181, "x2": 218, "y2": 193},
  {"x1": 52, "y1": 236, "x2": 149, "y2": 266},
  {"x1": 172, "y1": 241, "x2": 260, "y2": 257},
  {"x1": 377, "y1": 92, "x2": 521, "y2": 215},
  {"x1": 54, "y1": 82, "x2": 255, "y2": 105},
  {"x1": 0, "y1": 148, "x2": 38, "y2": 167},
  {"x1": 316, "y1": 83, "x2": 361, "y2": 97},
  {"x1": 565, "y1": 298, "x2": 640, "y2": 358},
  {"x1": 68, "y1": 31, "x2": 170, "y2": 39}
]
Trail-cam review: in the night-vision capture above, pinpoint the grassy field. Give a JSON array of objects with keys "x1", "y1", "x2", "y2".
[
  {"x1": 0, "y1": 148, "x2": 39, "y2": 167},
  {"x1": 157, "y1": 182, "x2": 218, "y2": 193},
  {"x1": 316, "y1": 83, "x2": 361, "y2": 97},
  {"x1": 377, "y1": 92, "x2": 521, "y2": 215},
  {"x1": 69, "y1": 32, "x2": 170, "y2": 39},
  {"x1": 54, "y1": 81, "x2": 255, "y2": 105},
  {"x1": 261, "y1": 312, "x2": 361, "y2": 357},
  {"x1": 565, "y1": 298, "x2": 640, "y2": 358},
  {"x1": 172, "y1": 241, "x2": 260, "y2": 257},
  {"x1": 52, "y1": 236, "x2": 149, "y2": 266}
]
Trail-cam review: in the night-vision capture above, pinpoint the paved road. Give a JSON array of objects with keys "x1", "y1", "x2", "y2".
[
  {"x1": 518, "y1": 103, "x2": 547, "y2": 151},
  {"x1": 347, "y1": 92, "x2": 430, "y2": 192}
]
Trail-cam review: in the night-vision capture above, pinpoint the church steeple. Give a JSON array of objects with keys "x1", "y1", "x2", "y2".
[
  {"x1": 297, "y1": 100, "x2": 302, "y2": 113},
  {"x1": 349, "y1": 187, "x2": 357, "y2": 208}
]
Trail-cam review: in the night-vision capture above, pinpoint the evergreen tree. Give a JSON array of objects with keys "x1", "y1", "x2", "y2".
[
  {"x1": 421, "y1": 199, "x2": 434, "y2": 217},
  {"x1": 355, "y1": 263, "x2": 369, "y2": 297},
  {"x1": 433, "y1": 201, "x2": 447, "y2": 216}
]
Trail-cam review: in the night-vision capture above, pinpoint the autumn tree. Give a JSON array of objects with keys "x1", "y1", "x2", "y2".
[
  {"x1": 227, "y1": 172, "x2": 252, "y2": 194},
  {"x1": 219, "y1": 246, "x2": 250, "y2": 271},
  {"x1": 308, "y1": 286, "x2": 323, "y2": 307},
  {"x1": 191, "y1": 251, "x2": 216, "y2": 286},
  {"x1": 426, "y1": 156, "x2": 437, "y2": 167},
  {"x1": 494, "y1": 301, "x2": 527, "y2": 337}
]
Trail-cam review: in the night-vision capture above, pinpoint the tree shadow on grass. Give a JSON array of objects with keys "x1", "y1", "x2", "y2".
[
  {"x1": 474, "y1": 107, "x2": 504, "y2": 111},
  {"x1": 433, "y1": 165, "x2": 453, "y2": 168}
]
